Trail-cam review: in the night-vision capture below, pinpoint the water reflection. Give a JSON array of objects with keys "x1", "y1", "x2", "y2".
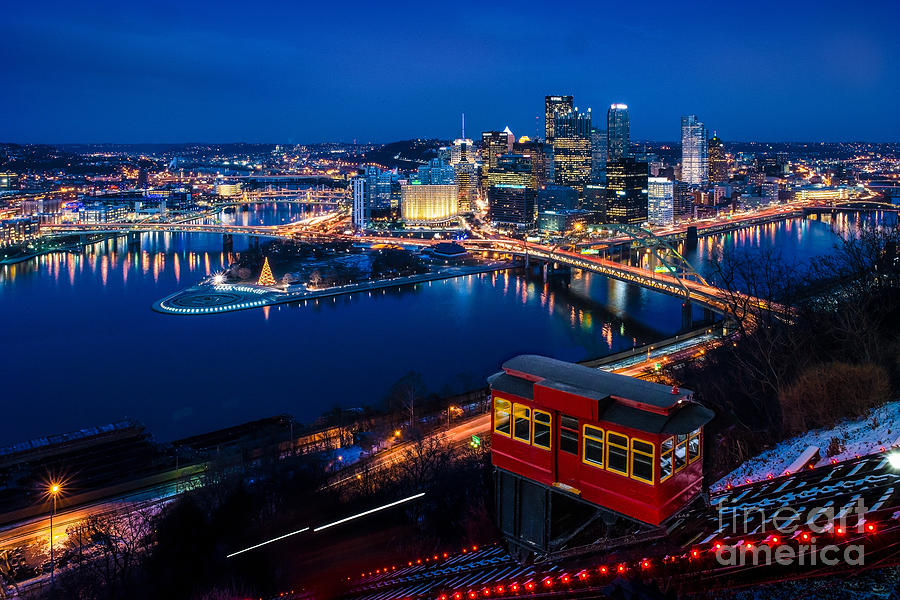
[{"x1": 0, "y1": 205, "x2": 888, "y2": 443}]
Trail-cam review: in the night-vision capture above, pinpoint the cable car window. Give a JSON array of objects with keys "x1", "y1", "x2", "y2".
[
  {"x1": 660, "y1": 437, "x2": 674, "y2": 482},
  {"x1": 631, "y1": 438, "x2": 655, "y2": 484},
  {"x1": 493, "y1": 398, "x2": 511, "y2": 437},
  {"x1": 607, "y1": 432, "x2": 629, "y2": 476},
  {"x1": 674, "y1": 433, "x2": 688, "y2": 472},
  {"x1": 583, "y1": 425, "x2": 604, "y2": 467},
  {"x1": 533, "y1": 410, "x2": 552, "y2": 450},
  {"x1": 559, "y1": 415, "x2": 578, "y2": 454},
  {"x1": 513, "y1": 404, "x2": 531, "y2": 443},
  {"x1": 688, "y1": 428, "x2": 701, "y2": 463}
]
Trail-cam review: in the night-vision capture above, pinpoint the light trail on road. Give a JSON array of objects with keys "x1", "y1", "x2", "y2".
[
  {"x1": 313, "y1": 492, "x2": 426, "y2": 533},
  {"x1": 226, "y1": 526, "x2": 311, "y2": 558}
]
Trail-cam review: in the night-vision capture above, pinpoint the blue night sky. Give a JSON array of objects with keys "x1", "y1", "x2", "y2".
[{"x1": 3, "y1": 0, "x2": 899, "y2": 144}]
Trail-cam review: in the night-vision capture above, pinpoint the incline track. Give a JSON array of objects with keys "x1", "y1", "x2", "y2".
[{"x1": 335, "y1": 452, "x2": 900, "y2": 600}]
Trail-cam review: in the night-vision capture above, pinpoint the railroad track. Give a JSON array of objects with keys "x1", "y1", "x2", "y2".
[{"x1": 333, "y1": 451, "x2": 900, "y2": 600}]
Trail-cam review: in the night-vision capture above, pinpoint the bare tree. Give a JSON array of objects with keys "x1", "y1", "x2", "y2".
[
  {"x1": 0, "y1": 550, "x2": 18, "y2": 600},
  {"x1": 58, "y1": 505, "x2": 156, "y2": 599},
  {"x1": 387, "y1": 371, "x2": 426, "y2": 431},
  {"x1": 392, "y1": 432, "x2": 457, "y2": 491}
]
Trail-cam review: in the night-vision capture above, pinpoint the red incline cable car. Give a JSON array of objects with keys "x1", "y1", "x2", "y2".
[{"x1": 490, "y1": 355, "x2": 714, "y2": 539}]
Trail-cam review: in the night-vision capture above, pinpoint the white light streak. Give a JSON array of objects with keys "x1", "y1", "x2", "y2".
[
  {"x1": 313, "y1": 492, "x2": 426, "y2": 532},
  {"x1": 226, "y1": 526, "x2": 310, "y2": 558}
]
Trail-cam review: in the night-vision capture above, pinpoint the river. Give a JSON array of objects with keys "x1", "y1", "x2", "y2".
[{"x1": 0, "y1": 204, "x2": 874, "y2": 443}]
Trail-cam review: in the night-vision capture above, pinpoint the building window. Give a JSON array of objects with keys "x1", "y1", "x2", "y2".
[
  {"x1": 674, "y1": 434, "x2": 688, "y2": 472},
  {"x1": 607, "y1": 432, "x2": 629, "y2": 476},
  {"x1": 688, "y1": 428, "x2": 701, "y2": 463},
  {"x1": 533, "y1": 410, "x2": 552, "y2": 450},
  {"x1": 631, "y1": 438, "x2": 655, "y2": 485},
  {"x1": 559, "y1": 415, "x2": 579, "y2": 455},
  {"x1": 660, "y1": 437, "x2": 674, "y2": 482},
  {"x1": 493, "y1": 398, "x2": 511, "y2": 437},
  {"x1": 513, "y1": 404, "x2": 531, "y2": 443},
  {"x1": 583, "y1": 425, "x2": 604, "y2": 468}
]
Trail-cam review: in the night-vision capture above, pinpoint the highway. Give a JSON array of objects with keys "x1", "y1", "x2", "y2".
[{"x1": 324, "y1": 413, "x2": 492, "y2": 490}]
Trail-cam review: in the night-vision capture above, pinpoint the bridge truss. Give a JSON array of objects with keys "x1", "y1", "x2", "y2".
[{"x1": 552, "y1": 224, "x2": 710, "y2": 300}]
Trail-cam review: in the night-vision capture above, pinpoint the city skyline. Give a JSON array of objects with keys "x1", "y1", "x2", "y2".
[{"x1": 3, "y1": 0, "x2": 900, "y2": 144}]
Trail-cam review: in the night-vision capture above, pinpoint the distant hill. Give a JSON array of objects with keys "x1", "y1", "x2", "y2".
[{"x1": 361, "y1": 139, "x2": 449, "y2": 170}]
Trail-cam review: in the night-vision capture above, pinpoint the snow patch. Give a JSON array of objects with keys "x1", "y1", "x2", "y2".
[{"x1": 713, "y1": 400, "x2": 900, "y2": 492}]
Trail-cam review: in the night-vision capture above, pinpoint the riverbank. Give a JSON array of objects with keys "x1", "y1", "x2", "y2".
[{"x1": 152, "y1": 259, "x2": 518, "y2": 315}]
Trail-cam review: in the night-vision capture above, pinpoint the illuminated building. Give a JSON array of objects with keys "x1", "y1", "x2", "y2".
[
  {"x1": 794, "y1": 187, "x2": 851, "y2": 201},
  {"x1": 481, "y1": 128, "x2": 515, "y2": 190},
  {"x1": 552, "y1": 107, "x2": 592, "y2": 192},
  {"x1": 80, "y1": 203, "x2": 129, "y2": 223},
  {"x1": 489, "y1": 185, "x2": 536, "y2": 228},
  {"x1": 761, "y1": 181, "x2": 779, "y2": 203},
  {"x1": 487, "y1": 154, "x2": 536, "y2": 227},
  {"x1": 708, "y1": 133, "x2": 727, "y2": 183},
  {"x1": 607, "y1": 104, "x2": 630, "y2": 162},
  {"x1": 674, "y1": 181, "x2": 694, "y2": 220},
  {"x1": 215, "y1": 181, "x2": 243, "y2": 197},
  {"x1": 416, "y1": 158, "x2": 456, "y2": 185},
  {"x1": 591, "y1": 127, "x2": 607, "y2": 182},
  {"x1": 450, "y1": 135, "x2": 478, "y2": 213},
  {"x1": 537, "y1": 185, "x2": 577, "y2": 212},
  {"x1": 351, "y1": 166, "x2": 400, "y2": 230},
  {"x1": 400, "y1": 183, "x2": 459, "y2": 227},
  {"x1": 450, "y1": 138, "x2": 475, "y2": 165},
  {"x1": 681, "y1": 115, "x2": 708, "y2": 185},
  {"x1": 487, "y1": 154, "x2": 533, "y2": 189},
  {"x1": 544, "y1": 95, "x2": 573, "y2": 142},
  {"x1": 583, "y1": 184, "x2": 606, "y2": 219},
  {"x1": 647, "y1": 177, "x2": 674, "y2": 227},
  {"x1": 0, "y1": 217, "x2": 39, "y2": 249},
  {"x1": 512, "y1": 139, "x2": 552, "y2": 189},
  {"x1": 0, "y1": 173, "x2": 20, "y2": 190},
  {"x1": 352, "y1": 176, "x2": 366, "y2": 229},
  {"x1": 606, "y1": 158, "x2": 648, "y2": 224},
  {"x1": 538, "y1": 209, "x2": 592, "y2": 233}
]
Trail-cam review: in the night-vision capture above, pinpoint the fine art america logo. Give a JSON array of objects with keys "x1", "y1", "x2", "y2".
[{"x1": 716, "y1": 499, "x2": 875, "y2": 566}]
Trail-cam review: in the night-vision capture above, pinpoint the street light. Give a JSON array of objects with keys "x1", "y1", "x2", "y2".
[
  {"x1": 889, "y1": 451, "x2": 900, "y2": 470},
  {"x1": 48, "y1": 481, "x2": 62, "y2": 587}
]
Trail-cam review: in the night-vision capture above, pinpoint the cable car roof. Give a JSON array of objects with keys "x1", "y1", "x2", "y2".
[{"x1": 490, "y1": 355, "x2": 714, "y2": 434}]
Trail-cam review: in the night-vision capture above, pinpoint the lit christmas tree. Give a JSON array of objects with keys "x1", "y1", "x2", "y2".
[{"x1": 257, "y1": 257, "x2": 276, "y2": 286}]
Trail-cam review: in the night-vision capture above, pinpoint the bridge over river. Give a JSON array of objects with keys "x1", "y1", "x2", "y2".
[{"x1": 40, "y1": 222, "x2": 787, "y2": 324}]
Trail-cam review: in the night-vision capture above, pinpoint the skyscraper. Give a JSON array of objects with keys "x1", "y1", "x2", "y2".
[
  {"x1": 544, "y1": 95, "x2": 573, "y2": 142},
  {"x1": 708, "y1": 133, "x2": 727, "y2": 183},
  {"x1": 487, "y1": 154, "x2": 536, "y2": 227},
  {"x1": 647, "y1": 177, "x2": 674, "y2": 227},
  {"x1": 513, "y1": 138, "x2": 552, "y2": 190},
  {"x1": 606, "y1": 158, "x2": 648, "y2": 225},
  {"x1": 351, "y1": 166, "x2": 400, "y2": 230},
  {"x1": 607, "y1": 104, "x2": 630, "y2": 162},
  {"x1": 450, "y1": 138, "x2": 477, "y2": 213},
  {"x1": 590, "y1": 127, "x2": 607, "y2": 182},
  {"x1": 481, "y1": 128, "x2": 515, "y2": 194},
  {"x1": 681, "y1": 115, "x2": 709, "y2": 185},
  {"x1": 552, "y1": 107, "x2": 592, "y2": 192}
]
